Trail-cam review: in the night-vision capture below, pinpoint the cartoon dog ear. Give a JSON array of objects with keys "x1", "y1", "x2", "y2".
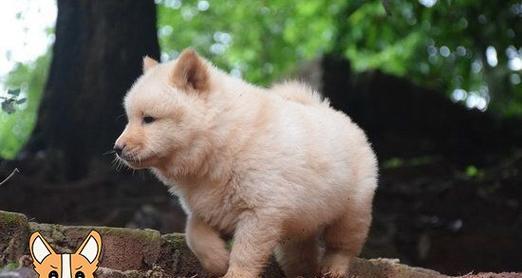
[
  {"x1": 170, "y1": 48, "x2": 210, "y2": 92},
  {"x1": 143, "y1": 56, "x2": 158, "y2": 72},
  {"x1": 75, "y1": 230, "x2": 102, "y2": 265},
  {"x1": 29, "y1": 232, "x2": 56, "y2": 264}
]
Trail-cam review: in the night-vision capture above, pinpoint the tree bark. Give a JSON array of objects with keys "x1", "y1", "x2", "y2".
[{"x1": 32, "y1": 0, "x2": 160, "y2": 180}]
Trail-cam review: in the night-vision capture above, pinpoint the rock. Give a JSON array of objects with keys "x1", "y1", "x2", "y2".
[
  {"x1": 0, "y1": 267, "x2": 35, "y2": 278},
  {"x1": 351, "y1": 258, "x2": 448, "y2": 278},
  {"x1": 29, "y1": 223, "x2": 162, "y2": 271},
  {"x1": 0, "y1": 211, "x2": 29, "y2": 266},
  {"x1": 96, "y1": 268, "x2": 130, "y2": 278},
  {"x1": 0, "y1": 210, "x2": 519, "y2": 278},
  {"x1": 160, "y1": 233, "x2": 204, "y2": 277},
  {"x1": 460, "y1": 274, "x2": 522, "y2": 278}
]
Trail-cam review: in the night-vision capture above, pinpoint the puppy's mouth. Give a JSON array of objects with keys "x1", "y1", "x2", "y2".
[{"x1": 116, "y1": 153, "x2": 157, "y2": 169}]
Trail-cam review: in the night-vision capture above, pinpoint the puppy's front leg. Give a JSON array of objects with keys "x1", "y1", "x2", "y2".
[
  {"x1": 186, "y1": 215, "x2": 230, "y2": 276},
  {"x1": 223, "y1": 213, "x2": 281, "y2": 278}
]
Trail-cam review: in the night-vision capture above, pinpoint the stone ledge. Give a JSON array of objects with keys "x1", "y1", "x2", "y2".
[
  {"x1": 0, "y1": 210, "x2": 515, "y2": 278},
  {"x1": 0, "y1": 211, "x2": 29, "y2": 265}
]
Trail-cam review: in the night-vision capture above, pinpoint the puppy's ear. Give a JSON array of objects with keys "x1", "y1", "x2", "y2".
[
  {"x1": 75, "y1": 230, "x2": 102, "y2": 265},
  {"x1": 143, "y1": 56, "x2": 159, "y2": 72},
  {"x1": 170, "y1": 49, "x2": 210, "y2": 92},
  {"x1": 29, "y1": 232, "x2": 56, "y2": 265}
]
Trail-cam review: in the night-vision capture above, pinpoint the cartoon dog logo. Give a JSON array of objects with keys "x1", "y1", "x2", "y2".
[{"x1": 29, "y1": 230, "x2": 102, "y2": 278}]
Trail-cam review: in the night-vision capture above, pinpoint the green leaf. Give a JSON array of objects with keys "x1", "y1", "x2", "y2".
[{"x1": 465, "y1": 165, "x2": 479, "y2": 177}]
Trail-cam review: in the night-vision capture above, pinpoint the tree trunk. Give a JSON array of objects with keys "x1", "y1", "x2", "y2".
[{"x1": 32, "y1": 0, "x2": 160, "y2": 180}]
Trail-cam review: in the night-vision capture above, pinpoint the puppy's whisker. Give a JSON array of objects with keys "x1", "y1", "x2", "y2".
[
  {"x1": 103, "y1": 150, "x2": 116, "y2": 156},
  {"x1": 116, "y1": 113, "x2": 126, "y2": 120}
]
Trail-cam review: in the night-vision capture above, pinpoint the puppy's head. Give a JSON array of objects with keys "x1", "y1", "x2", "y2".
[{"x1": 114, "y1": 49, "x2": 212, "y2": 170}]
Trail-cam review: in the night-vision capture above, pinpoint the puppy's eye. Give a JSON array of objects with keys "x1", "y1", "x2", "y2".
[
  {"x1": 75, "y1": 271, "x2": 85, "y2": 278},
  {"x1": 143, "y1": 116, "x2": 155, "y2": 124},
  {"x1": 49, "y1": 271, "x2": 59, "y2": 278}
]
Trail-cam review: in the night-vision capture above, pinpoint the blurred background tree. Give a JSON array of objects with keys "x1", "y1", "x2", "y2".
[
  {"x1": 157, "y1": 0, "x2": 522, "y2": 113},
  {"x1": 1, "y1": 0, "x2": 521, "y2": 160},
  {"x1": 31, "y1": 0, "x2": 160, "y2": 180}
]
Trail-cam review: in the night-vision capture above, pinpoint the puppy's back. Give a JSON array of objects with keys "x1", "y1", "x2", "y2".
[{"x1": 271, "y1": 81, "x2": 330, "y2": 107}]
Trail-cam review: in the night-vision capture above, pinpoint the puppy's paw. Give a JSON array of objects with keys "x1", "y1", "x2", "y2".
[
  {"x1": 221, "y1": 268, "x2": 256, "y2": 278},
  {"x1": 319, "y1": 271, "x2": 346, "y2": 278},
  {"x1": 319, "y1": 264, "x2": 349, "y2": 278},
  {"x1": 319, "y1": 253, "x2": 352, "y2": 278},
  {"x1": 200, "y1": 253, "x2": 229, "y2": 276}
]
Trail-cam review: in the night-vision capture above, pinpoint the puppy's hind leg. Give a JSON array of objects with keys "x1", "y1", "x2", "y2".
[
  {"x1": 320, "y1": 196, "x2": 374, "y2": 277},
  {"x1": 274, "y1": 235, "x2": 319, "y2": 278}
]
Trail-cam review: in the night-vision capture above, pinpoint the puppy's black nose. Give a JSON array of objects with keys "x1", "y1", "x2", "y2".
[{"x1": 113, "y1": 145, "x2": 124, "y2": 156}]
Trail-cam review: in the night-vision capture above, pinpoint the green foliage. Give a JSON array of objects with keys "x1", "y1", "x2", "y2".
[
  {"x1": 382, "y1": 156, "x2": 437, "y2": 169},
  {"x1": 1, "y1": 0, "x2": 521, "y2": 159},
  {"x1": 382, "y1": 157, "x2": 404, "y2": 169},
  {"x1": 465, "y1": 165, "x2": 484, "y2": 179},
  {"x1": 157, "y1": 0, "x2": 342, "y2": 85},
  {"x1": 376, "y1": 0, "x2": 522, "y2": 114},
  {"x1": 0, "y1": 53, "x2": 51, "y2": 159},
  {"x1": 465, "y1": 165, "x2": 479, "y2": 177},
  {"x1": 157, "y1": 0, "x2": 522, "y2": 114}
]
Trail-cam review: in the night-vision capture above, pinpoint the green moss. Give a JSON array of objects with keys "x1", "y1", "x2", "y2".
[
  {"x1": 30, "y1": 223, "x2": 67, "y2": 243},
  {"x1": 161, "y1": 233, "x2": 186, "y2": 249},
  {"x1": 0, "y1": 211, "x2": 30, "y2": 263},
  {"x1": 3, "y1": 261, "x2": 19, "y2": 270},
  {"x1": 124, "y1": 270, "x2": 145, "y2": 278},
  {"x1": 94, "y1": 226, "x2": 162, "y2": 245},
  {"x1": 0, "y1": 211, "x2": 28, "y2": 226},
  {"x1": 30, "y1": 224, "x2": 162, "y2": 244}
]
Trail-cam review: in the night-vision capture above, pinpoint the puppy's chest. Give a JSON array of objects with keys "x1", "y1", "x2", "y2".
[{"x1": 183, "y1": 187, "x2": 244, "y2": 234}]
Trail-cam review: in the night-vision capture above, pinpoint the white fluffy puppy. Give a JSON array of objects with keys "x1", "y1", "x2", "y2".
[{"x1": 115, "y1": 49, "x2": 378, "y2": 278}]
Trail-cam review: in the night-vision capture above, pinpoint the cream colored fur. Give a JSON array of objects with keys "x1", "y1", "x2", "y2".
[{"x1": 115, "y1": 49, "x2": 378, "y2": 278}]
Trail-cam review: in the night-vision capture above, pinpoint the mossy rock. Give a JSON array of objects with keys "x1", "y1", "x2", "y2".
[
  {"x1": 0, "y1": 211, "x2": 29, "y2": 266},
  {"x1": 95, "y1": 265, "x2": 178, "y2": 278},
  {"x1": 0, "y1": 211, "x2": 477, "y2": 278},
  {"x1": 160, "y1": 233, "x2": 205, "y2": 277},
  {"x1": 29, "y1": 223, "x2": 162, "y2": 271},
  {"x1": 350, "y1": 258, "x2": 448, "y2": 278}
]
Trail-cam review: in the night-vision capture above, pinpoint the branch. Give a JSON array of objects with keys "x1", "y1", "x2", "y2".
[
  {"x1": 382, "y1": 0, "x2": 392, "y2": 15},
  {"x1": 0, "y1": 168, "x2": 20, "y2": 186}
]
